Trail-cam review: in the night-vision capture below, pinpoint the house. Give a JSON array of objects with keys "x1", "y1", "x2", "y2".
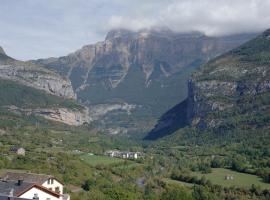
[
  {"x1": 224, "y1": 175, "x2": 234, "y2": 180},
  {"x1": 0, "y1": 195, "x2": 31, "y2": 200},
  {"x1": 105, "y1": 150, "x2": 142, "y2": 159},
  {"x1": 105, "y1": 150, "x2": 120, "y2": 157},
  {"x1": 10, "y1": 147, "x2": 25, "y2": 156},
  {"x1": 0, "y1": 179, "x2": 61, "y2": 200},
  {"x1": 1, "y1": 172, "x2": 69, "y2": 200}
]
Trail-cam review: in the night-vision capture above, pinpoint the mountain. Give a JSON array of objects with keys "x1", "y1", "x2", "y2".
[
  {"x1": 35, "y1": 29, "x2": 256, "y2": 112},
  {"x1": 0, "y1": 46, "x2": 6, "y2": 55},
  {"x1": 0, "y1": 47, "x2": 90, "y2": 126},
  {"x1": 146, "y1": 29, "x2": 270, "y2": 139},
  {"x1": 0, "y1": 47, "x2": 75, "y2": 99}
]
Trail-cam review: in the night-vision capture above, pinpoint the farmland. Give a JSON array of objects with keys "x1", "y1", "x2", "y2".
[
  {"x1": 191, "y1": 168, "x2": 270, "y2": 189},
  {"x1": 80, "y1": 154, "x2": 125, "y2": 166}
]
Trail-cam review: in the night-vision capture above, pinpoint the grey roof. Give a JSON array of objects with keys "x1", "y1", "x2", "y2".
[
  {"x1": 2, "y1": 172, "x2": 51, "y2": 185},
  {"x1": 0, "y1": 180, "x2": 33, "y2": 197},
  {"x1": 0, "y1": 195, "x2": 30, "y2": 200}
]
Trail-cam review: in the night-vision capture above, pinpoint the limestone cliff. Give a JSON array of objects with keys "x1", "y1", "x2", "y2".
[
  {"x1": 7, "y1": 106, "x2": 90, "y2": 126},
  {"x1": 0, "y1": 47, "x2": 76, "y2": 99},
  {"x1": 146, "y1": 29, "x2": 270, "y2": 139},
  {"x1": 34, "y1": 29, "x2": 256, "y2": 117},
  {"x1": 0, "y1": 47, "x2": 89, "y2": 126},
  {"x1": 0, "y1": 46, "x2": 6, "y2": 55},
  {"x1": 187, "y1": 28, "x2": 270, "y2": 129}
]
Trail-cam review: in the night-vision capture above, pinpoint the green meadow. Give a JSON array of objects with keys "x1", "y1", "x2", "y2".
[
  {"x1": 80, "y1": 154, "x2": 124, "y2": 166},
  {"x1": 191, "y1": 168, "x2": 270, "y2": 189}
]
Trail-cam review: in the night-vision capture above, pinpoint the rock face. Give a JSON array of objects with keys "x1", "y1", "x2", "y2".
[
  {"x1": 88, "y1": 103, "x2": 136, "y2": 121},
  {"x1": 187, "y1": 29, "x2": 270, "y2": 129},
  {"x1": 35, "y1": 29, "x2": 256, "y2": 115},
  {"x1": 0, "y1": 47, "x2": 90, "y2": 126},
  {"x1": 0, "y1": 48, "x2": 76, "y2": 99},
  {"x1": 0, "y1": 46, "x2": 6, "y2": 55},
  {"x1": 145, "y1": 28, "x2": 270, "y2": 139},
  {"x1": 7, "y1": 106, "x2": 90, "y2": 126}
]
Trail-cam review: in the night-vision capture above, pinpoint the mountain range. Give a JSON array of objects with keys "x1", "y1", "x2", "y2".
[{"x1": 33, "y1": 28, "x2": 257, "y2": 134}]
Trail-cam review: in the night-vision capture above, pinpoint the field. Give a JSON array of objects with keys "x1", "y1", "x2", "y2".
[
  {"x1": 191, "y1": 168, "x2": 270, "y2": 189},
  {"x1": 163, "y1": 178, "x2": 194, "y2": 187},
  {"x1": 80, "y1": 154, "x2": 125, "y2": 166}
]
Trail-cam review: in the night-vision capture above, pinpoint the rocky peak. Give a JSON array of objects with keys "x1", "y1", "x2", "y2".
[
  {"x1": 262, "y1": 28, "x2": 270, "y2": 38},
  {"x1": 105, "y1": 29, "x2": 135, "y2": 40},
  {"x1": 0, "y1": 46, "x2": 6, "y2": 55}
]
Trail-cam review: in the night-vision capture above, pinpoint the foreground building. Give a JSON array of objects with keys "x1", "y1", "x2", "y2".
[
  {"x1": 0, "y1": 195, "x2": 30, "y2": 200},
  {"x1": 1, "y1": 172, "x2": 70, "y2": 200}
]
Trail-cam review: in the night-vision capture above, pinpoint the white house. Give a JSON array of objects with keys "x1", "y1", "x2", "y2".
[
  {"x1": 1, "y1": 172, "x2": 69, "y2": 200},
  {"x1": 18, "y1": 184, "x2": 61, "y2": 200},
  {"x1": 10, "y1": 147, "x2": 26, "y2": 156},
  {"x1": 0, "y1": 180, "x2": 61, "y2": 200},
  {"x1": 105, "y1": 150, "x2": 142, "y2": 159}
]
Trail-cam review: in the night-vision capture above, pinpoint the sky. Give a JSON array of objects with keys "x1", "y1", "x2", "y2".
[{"x1": 0, "y1": 0, "x2": 270, "y2": 60}]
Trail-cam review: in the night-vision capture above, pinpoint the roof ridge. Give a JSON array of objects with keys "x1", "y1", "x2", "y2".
[{"x1": 15, "y1": 183, "x2": 60, "y2": 198}]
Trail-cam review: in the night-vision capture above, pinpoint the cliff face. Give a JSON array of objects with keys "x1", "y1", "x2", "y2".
[
  {"x1": 187, "y1": 29, "x2": 270, "y2": 130},
  {"x1": 0, "y1": 48, "x2": 76, "y2": 99},
  {"x1": 145, "y1": 29, "x2": 270, "y2": 139},
  {"x1": 33, "y1": 29, "x2": 257, "y2": 133},
  {"x1": 0, "y1": 46, "x2": 6, "y2": 55},
  {"x1": 0, "y1": 47, "x2": 91, "y2": 126},
  {"x1": 7, "y1": 106, "x2": 90, "y2": 126},
  {"x1": 35, "y1": 29, "x2": 256, "y2": 116}
]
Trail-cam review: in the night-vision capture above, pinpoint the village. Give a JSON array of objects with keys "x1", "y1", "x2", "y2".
[
  {"x1": 0, "y1": 146, "x2": 144, "y2": 200},
  {"x1": 104, "y1": 150, "x2": 143, "y2": 160}
]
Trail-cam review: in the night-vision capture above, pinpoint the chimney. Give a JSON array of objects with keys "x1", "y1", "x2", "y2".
[
  {"x1": 18, "y1": 179, "x2": 23, "y2": 186},
  {"x1": 3, "y1": 175, "x2": 9, "y2": 182},
  {"x1": 9, "y1": 188, "x2": 14, "y2": 197}
]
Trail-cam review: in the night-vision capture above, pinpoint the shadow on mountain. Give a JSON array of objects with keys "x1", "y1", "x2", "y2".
[{"x1": 144, "y1": 99, "x2": 188, "y2": 140}]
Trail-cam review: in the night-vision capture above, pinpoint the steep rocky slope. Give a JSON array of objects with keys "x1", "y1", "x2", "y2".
[
  {"x1": 0, "y1": 47, "x2": 90, "y2": 126},
  {"x1": 146, "y1": 29, "x2": 270, "y2": 139},
  {"x1": 35, "y1": 29, "x2": 256, "y2": 115},
  {"x1": 0, "y1": 47, "x2": 76, "y2": 99},
  {"x1": 187, "y1": 29, "x2": 270, "y2": 130}
]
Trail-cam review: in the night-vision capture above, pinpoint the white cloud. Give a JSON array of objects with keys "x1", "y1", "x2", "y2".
[
  {"x1": 0, "y1": 0, "x2": 270, "y2": 60},
  {"x1": 107, "y1": 0, "x2": 270, "y2": 36}
]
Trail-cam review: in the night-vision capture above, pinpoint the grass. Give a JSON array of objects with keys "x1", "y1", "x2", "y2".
[
  {"x1": 163, "y1": 178, "x2": 194, "y2": 187},
  {"x1": 191, "y1": 168, "x2": 270, "y2": 189},
  {"x1": 80, "y1": 154, "x2": 124, "y2": 166}
]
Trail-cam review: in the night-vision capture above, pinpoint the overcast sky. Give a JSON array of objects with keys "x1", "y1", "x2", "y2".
[{"x1": 0, "y1": 0, "x2": 270, "y2": 60}]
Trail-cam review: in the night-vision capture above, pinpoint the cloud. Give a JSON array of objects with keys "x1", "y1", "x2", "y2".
[
  {"x1": 107, "y1": 0, "x2": 270, "y2": 36},
  {"x1": 0, "y1": 0, "x2": 269, "y2": 60}
]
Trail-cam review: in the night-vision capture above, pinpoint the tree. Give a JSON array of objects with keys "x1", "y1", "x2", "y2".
[
  {"x1": 82, "y1": 179, "x2": 94, "y2": 191},
  {"x1": 161, "y1": 185, "x2": 193, "y2": 200},
  {"x1": 192, "y1": 186, "x2": 217, "y2": 200}
]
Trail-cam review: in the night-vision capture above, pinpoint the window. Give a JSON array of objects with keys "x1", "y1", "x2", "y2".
[
  {"x1": 55, "y1": 186, "x2": 60, "y2": 193},
  {"x1": 33, "y1": 193, "x2": 39, "y2": 199},
  {"x1": 47, "y1": 179, "x2": 50, "y2": 184},
  {"x1": 51, "y1": 179, "x2": 54, "y2": 184}
]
